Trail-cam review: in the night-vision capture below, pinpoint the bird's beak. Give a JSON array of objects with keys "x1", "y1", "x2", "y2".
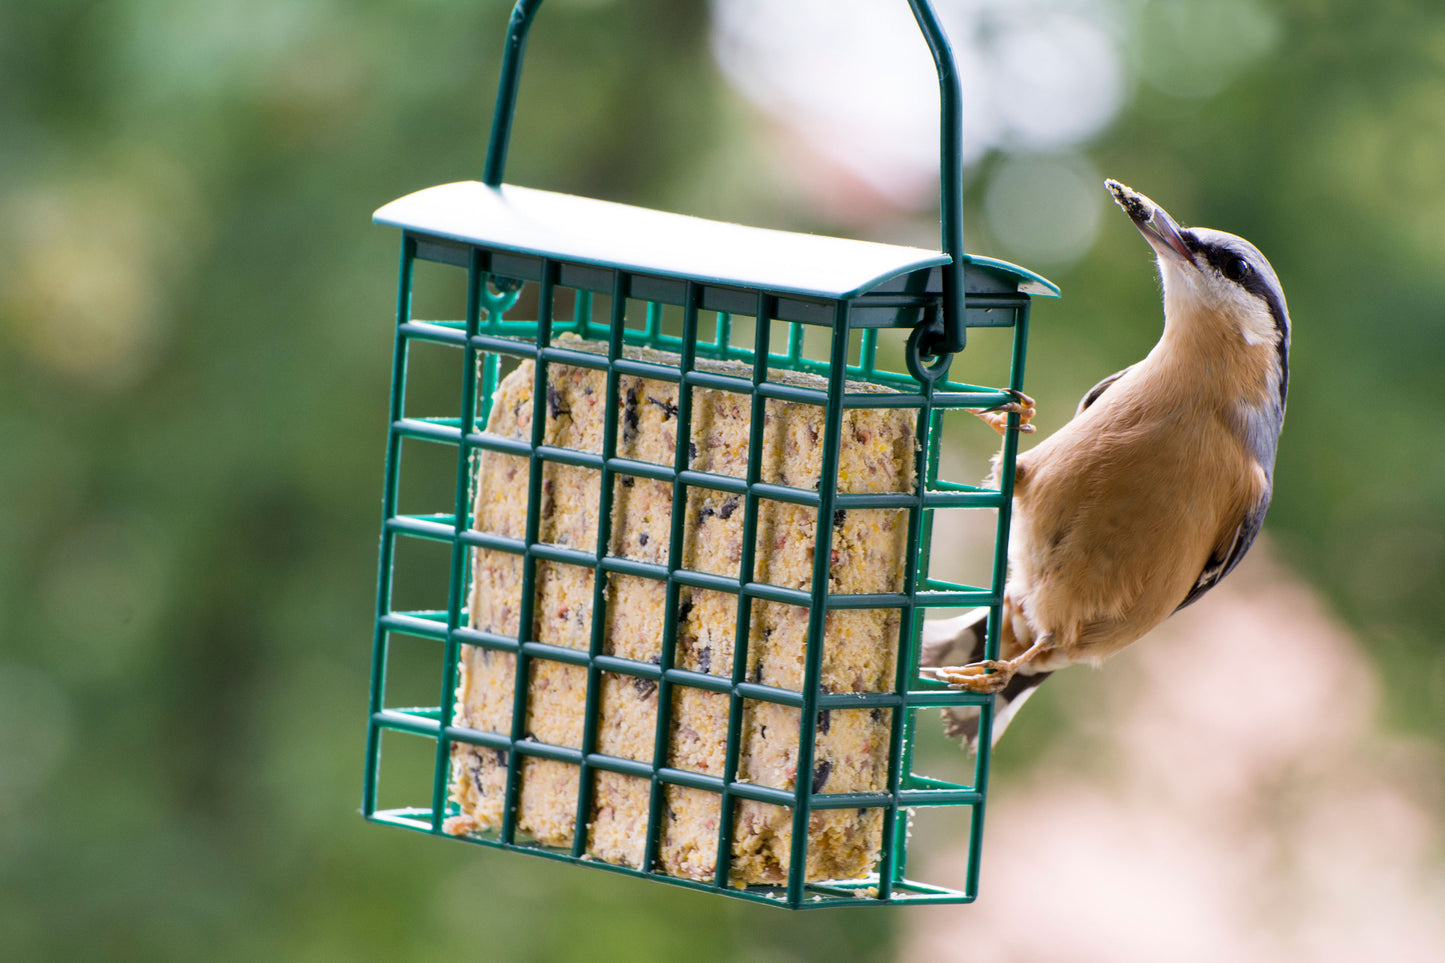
[{"x1": 1105, "y1": 179, "x2": 1195, "y2": 266}]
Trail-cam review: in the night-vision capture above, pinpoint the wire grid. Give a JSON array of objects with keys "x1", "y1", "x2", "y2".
[{"x1": 363, "y1": 233, "x2": 1032, "y2": 909}]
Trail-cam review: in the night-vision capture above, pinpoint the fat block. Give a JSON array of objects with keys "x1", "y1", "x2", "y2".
[{"x1": 445, "y1": 336, "x2": 916, "y2": 884}]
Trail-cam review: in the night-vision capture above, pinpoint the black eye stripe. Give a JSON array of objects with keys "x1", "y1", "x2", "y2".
[{"x1": 1201, "y1": 244, "x2": 1249, "y2": 279}]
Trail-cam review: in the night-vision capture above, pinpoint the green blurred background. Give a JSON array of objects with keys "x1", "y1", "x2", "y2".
[{"x1": 3, "y1": 0, "x2": 1442, "y2": 960}]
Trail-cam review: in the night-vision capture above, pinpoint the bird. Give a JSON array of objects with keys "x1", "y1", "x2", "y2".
[{"x1": 922, "y1": 179, "x2": 1291, "y2": 751}]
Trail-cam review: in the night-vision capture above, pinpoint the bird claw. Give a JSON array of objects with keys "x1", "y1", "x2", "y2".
[
  {"x1": 976, "y1": 390, "x2": 1036, "y2": 435},
  {"x1": 925, "y1": 660, "x2": 1016, "y2": 694}
]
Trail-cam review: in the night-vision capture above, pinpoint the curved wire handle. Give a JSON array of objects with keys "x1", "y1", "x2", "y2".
[{"x1": 482, "y1": 0, "x2": 968, "y2": 354}]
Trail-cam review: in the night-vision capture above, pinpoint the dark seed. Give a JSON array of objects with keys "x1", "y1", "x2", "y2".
[
  {"x1": 632, "y1": 676, "x2": 658, "y2": 698},
  {"x1": 857, "y1": 808, "x2": 869, "y2": 817},
  {"x1": 699, "y1": 504, "x2": 716, "y2": 520},
  {"x1": 647, "y1": 395, "x2": 678, "y2": 420},
  {"x1": 698, "y1": 646, "x2": 711, "y2": 674},
  {"x1": 750, "y1": 660, "x2": 763, "y2": 683},
  {"x1": 759, "y1": 725, "x2": 768, "y2": 738},
  {"x1": 817, "y1": 709, "x2": 831, "y2": 734},
  {"x1": 689, "y1": 441, "x2": 698, "y2": 461},
  {"x1": 620, "y1": 476, "x2": 635, "y2": 488},
  {"x1": 639, "y1": 532, "x2": 649, "y2": 546},
  {"x1": 493, "y1": 748, "x2": 509, "y2": 767},
  {"x1": 718, "y1": 497, "x2": 738, "y2": 520},
  {"x1": 623, "y1": 387, "x2": 640, "y2": 440},
  {"x1": 547, "y1": 383, "x2": 570, "y2": 419},
  {"x1": 812, "y1": 760, "x2": 833, "y2": 793},
  {"x1": 870, "y1": 708, "x2": 886, "y2": 723},
  {"x1": 471, "y1": 767, "x2": 487, "y2": 795},
  {"x1": 833, "y1": 509, "x2": 846, "y2": 529},
  {"x1": 676, "y1": 597, "x2": 693, "y2": 623}
]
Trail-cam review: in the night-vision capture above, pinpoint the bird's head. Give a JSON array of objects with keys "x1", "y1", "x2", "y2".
[{"x1": 1105, "y1": 179, "x2": 1290, "y2": 364}]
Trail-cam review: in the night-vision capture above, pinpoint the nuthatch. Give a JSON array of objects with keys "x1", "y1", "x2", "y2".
[{"x1": 923, "y1": 180, "x2": 1291, "y2": 750}]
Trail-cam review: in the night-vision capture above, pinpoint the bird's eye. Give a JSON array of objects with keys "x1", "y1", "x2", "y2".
[{"x1": 1223, "y1": 257, "x2": 1252, "y2": 282}]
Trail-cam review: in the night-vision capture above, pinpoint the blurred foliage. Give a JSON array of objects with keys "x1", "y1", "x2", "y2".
[{"x1": 1, "y1": 0, "x2": 1441, "y2": 960}]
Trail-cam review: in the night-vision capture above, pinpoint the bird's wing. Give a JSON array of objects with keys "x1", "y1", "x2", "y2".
[
  {"x1": 918, "y1": 606, "x2": 1053, "y2": 753},
  {"x1": 1076, "y1": 366, "x2": 1132, "y2": 416},
  {"x1": 919, "y1": 607, "x2": 990, "y2": 667},
  {"x1": 1174, "y1": 491, "x2": 1272, "y2": 611}
]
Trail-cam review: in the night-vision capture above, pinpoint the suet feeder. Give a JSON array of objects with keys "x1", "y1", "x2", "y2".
[{"x1": 363, "y1": 0, "x2": 1057, "y2": 908}]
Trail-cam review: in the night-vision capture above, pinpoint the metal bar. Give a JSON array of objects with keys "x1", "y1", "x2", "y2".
[
  {"x1": 500, "y1": 258, "x2": 557, "y2": 845},
  {"x1": 901, "y1": 688, "x2": 993, "y2": 708},
  {"x1": 904, "y1": 772, "x2": 975, "y2": 792},
  {"x1": 452, "y1": 625, "x2": 521, "y2": 653},
  {"x1": 442, "y1": 725, "x2": 515, "y2": 752},
  {"x1": 399, "y1": 320, "x2": 468, "y2": 347},
  {"x1": 429, "y1": 247, "x2": 487, "y2": 832},
  {"x1": 967, "y1": 300, "x2": 1030, "y2": 898},
  {"x1": 386, "y1": 514, "x2": 458, "y2": 541},
  {"x1": 392, "y1": 417, "x2": 463, "y2": 444},
  {"x1": 469, "y1": 332, "x2": 540, "y2": 360},
  {"x1": 455, "y1": 529, "x2": 527, "y2": 556},
  {"x1": 879, "y1": 369, "x2": 936, "y2": 899},
  {"x1": 573, "y1": 287, "x2": 593, "y2": 339},
  {"x1": 858, "y1": 328, "x2": 878, "y2": 379},
  {"x1": 740, "y1": 580, "x2": 813, "y2": 608},
  {"x1": 840, "y1": 389, "x2": 1013, "y2": 409},
  {"x1": 519, "y1": 639, "x2": 592, "y2": 669},
  {"x1": 810, "y1": 791, "x2": 920, "y2": 810},
  {"x1": 899, "y1": 788, "x2": 985, "y2": 807},
  {"x1": 786, "y1": 302, "x2": 850, "y2": 903},
  {"x1": 644, "y1": 283, "x2": 700, "y2": 872},
  {"x1": 913, "y1": 589, "x2": 998, "y2": 607},
  {"x1": 483, "y1": 0, "x2": 546, "y2": 186},
  {"x1": 536, "y1": 342, "x2": 615, "y2": 372},
  {"x1": 785, "y1": 319, "x2": 804, "y2": 366},
  {"x1": 373, "y1": 708, "x2": 441, "y2": 737},
  {"x1": 905, "y1": 0, "x2": 967, "y2": 353},
  {"x1": 365, "y1": 236, "x2": 418, "y2": 818},
  {"x1": 462, "y1": 432, "x2": 533, "y2": 458},
  {"x1": 570, "y1": 269, "x2": 630, "y2": 857},
  {"x1": 478, "y1": 348, "x2": 503, "y2": 427},
  {"x1": 379, "y1": 611, "x2": 449, "y2": 640}
]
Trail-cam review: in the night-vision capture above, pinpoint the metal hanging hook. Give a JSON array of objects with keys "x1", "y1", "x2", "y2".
[{"x1": 481, "y1": 0, "x2": 971, "y2": 355}]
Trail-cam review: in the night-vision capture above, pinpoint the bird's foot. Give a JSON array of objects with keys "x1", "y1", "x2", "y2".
[
  {"x1": 975, "y1": 390, "x2": 1036, "y2": 435},
  {"x1": 925, "y1": 659, "x2": 1017, "y2": 694}
]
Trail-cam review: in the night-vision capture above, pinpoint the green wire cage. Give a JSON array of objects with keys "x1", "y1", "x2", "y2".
[{"x1": 364, "y1": 0, "x2": 1058, "y2": 909}]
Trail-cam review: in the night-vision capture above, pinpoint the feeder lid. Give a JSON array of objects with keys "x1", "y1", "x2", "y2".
[
  {"x1": 375, "y1": 181, "x2": 1056, "y2": 301},
  {"x1": 959, "y1": 255, "x2": 1059, "y2": 298}
]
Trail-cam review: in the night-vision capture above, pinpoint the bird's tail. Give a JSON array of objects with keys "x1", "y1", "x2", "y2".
[{"x1": 918, "y1": 607, "x2": 1052, "y2": 754}]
